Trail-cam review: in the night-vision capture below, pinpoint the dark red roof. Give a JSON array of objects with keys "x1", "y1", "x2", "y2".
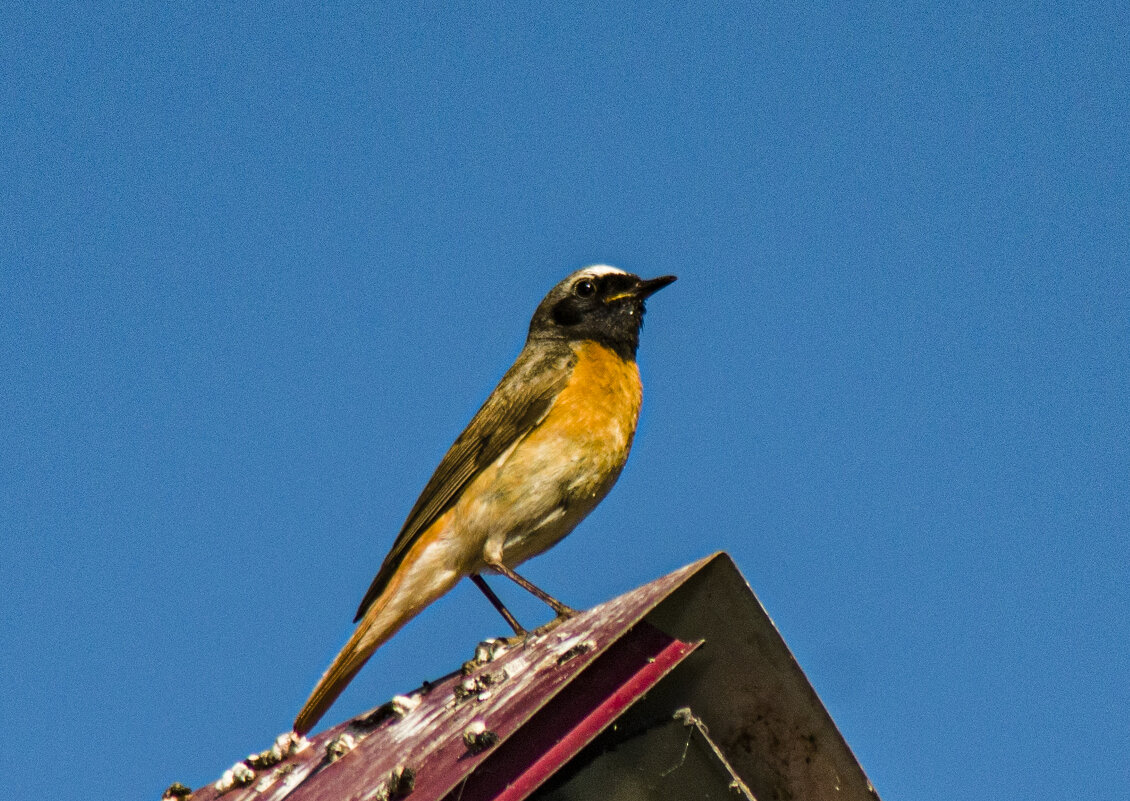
[{"x1": 174, "y1": 553, "x2": 879, "y2": 801}]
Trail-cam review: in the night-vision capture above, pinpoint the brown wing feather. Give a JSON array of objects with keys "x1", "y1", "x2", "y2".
[{"x1": 353, "y1": 340, "x2": 575, "y2": 621}]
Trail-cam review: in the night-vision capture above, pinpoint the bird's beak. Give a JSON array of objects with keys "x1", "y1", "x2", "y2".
[
  {"x1": 634, "y1": 275, "x2": 677, "y2": 298},
  {"x1": 606, "y1": 275, "x2": 678, "y2": 303}
]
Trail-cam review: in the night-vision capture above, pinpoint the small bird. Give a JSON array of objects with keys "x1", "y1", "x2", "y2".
[{"x1": 293, "y1": 265, "x2": 676, "y2": 735}]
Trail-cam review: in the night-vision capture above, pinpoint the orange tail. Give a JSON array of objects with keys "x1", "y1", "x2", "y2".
[
  {"x1": 293, "y1": 594, "x2": 400, "y2": 736},
  {"x1": 293, "y1": 555, "x2": 462, "y2": 736}
]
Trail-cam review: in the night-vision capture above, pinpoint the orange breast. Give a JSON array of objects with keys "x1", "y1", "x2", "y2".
[
  {"x1": 511, "y1": 339, "x2": 642, "y2": 515},
  {"x1": 542, "y1": 340, "x2": 643, "y2": 455},
  {"x1": 450, "y1": 339, "x2": 645, "y2": 568}
]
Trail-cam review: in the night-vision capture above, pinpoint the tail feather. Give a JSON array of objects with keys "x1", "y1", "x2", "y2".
[
  {"x1": 293, "y1": 596, "x2": 404, "y2": 736},
  {"x1": 293, "y1": 556, "x2": 462, "y2": 736}
]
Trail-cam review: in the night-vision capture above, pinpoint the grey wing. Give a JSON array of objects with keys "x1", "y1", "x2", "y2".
[{"x1": 353, "y1": 341, "x2": 575, "y2": 621}]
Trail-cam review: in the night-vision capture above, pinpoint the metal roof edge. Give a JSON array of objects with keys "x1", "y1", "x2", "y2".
[{"x1": 172, "y1": 553, "x2": 880, "y2": 801}]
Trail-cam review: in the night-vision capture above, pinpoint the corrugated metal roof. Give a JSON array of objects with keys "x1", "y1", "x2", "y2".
[{"x1": 172, "y1": 553, "x2": 879, "y2": 801}]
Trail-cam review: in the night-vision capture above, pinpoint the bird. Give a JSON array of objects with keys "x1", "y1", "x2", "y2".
[{"x1": 293, "y1": 265, "x2": 676, "y2": 736}]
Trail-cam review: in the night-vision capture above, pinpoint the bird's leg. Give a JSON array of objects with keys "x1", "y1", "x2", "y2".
[
  {"x1": 485, "y1": 560, "x2": 577, "y2": 618},
  {"x1": 470, "y1": 574, "x2": 527, "y2": 636}
]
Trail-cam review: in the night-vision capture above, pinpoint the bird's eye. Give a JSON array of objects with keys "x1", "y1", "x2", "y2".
[{"x1": 574, "y1": 279, "x2": 596, "y2": 298}]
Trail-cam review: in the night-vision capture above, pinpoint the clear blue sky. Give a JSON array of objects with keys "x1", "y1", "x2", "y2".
[{"x1": 3, "y1": 3, "x2": 1127, "y2": 799}]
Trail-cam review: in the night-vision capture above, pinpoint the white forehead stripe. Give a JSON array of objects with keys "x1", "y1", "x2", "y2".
[{"x1": 581, "y1": 264, "x2": 630, "y2": 278}]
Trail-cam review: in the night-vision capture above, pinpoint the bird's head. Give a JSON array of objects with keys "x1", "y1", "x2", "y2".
[{"x1": 528, "y1": 266, "x2": 677, "y2": 358}]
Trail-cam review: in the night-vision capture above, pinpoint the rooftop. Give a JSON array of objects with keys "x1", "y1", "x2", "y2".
[{"x1": 170, "y1": 553, "x2": 878, "y2": 801}]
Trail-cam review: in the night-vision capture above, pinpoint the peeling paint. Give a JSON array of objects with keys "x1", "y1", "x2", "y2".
[{"x1": 175, "y1": 554, "x2": 881, "y2": 801}]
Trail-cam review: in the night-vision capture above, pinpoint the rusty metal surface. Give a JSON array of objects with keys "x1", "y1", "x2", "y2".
[
  {"x1": 533, "y1": 708, "x2": 755, "y2": 801},
  {"x1": 641, "y1": 555, "x2": 881, "y2": 801},
  {"x1": 184, "y1": 557, "x2": 713, "y2": 801},
  {"x1": 179, "y1": 554, "x2": 879, "y2": 801},
  {"x1": 450, "y1": 627, "x2": 699, "y2": 801}
]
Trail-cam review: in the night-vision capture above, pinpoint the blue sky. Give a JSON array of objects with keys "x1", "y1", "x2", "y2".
[{"x1": 3, "y1": 3, "x2": 1127, "y2": 799}]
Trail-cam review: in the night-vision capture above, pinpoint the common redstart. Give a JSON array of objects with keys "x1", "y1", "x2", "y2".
[{"x1": 293, "y1": 265, "x2": 676, "y2": 735}]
